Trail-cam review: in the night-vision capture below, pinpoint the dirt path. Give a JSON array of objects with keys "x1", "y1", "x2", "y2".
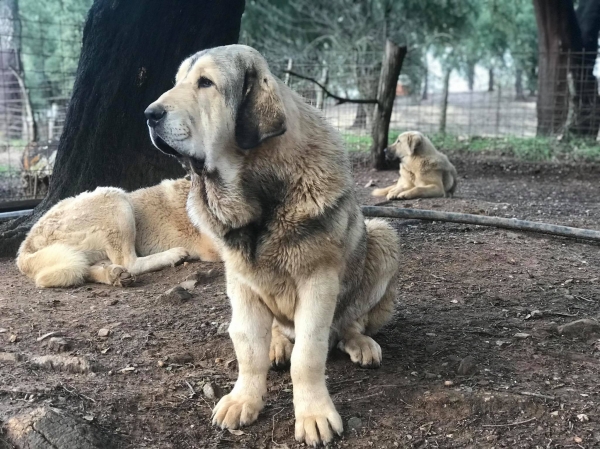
[{"x1": 1, "y1": 153, "x2": 600, "y2": 448}]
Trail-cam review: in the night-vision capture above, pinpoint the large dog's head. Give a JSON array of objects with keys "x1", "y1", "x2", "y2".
[
  {"x1": 144, "y1": 45, "x2": 287, "y2": 173},
  {"x1": 383, "y1": 131, "x2": 426, "y2": 162}
]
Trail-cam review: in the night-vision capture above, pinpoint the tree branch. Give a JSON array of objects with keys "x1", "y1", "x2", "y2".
[{"x1": 283, "y1": 70, "x2": 379, "y2": 105}]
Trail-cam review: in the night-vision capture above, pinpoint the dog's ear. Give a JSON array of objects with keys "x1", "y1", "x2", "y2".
[
  {"x1": 407, "y1": 133, "x2": 423, "y2": 155},
  {"x1": 235, "y1": 68, "x2": 287, "y2": 150}
]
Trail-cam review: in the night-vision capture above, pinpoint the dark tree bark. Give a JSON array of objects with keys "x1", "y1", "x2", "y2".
[
  {"x1": 566, "y1": 0, "x2": 600, "y2": 137},
  {"x1": 350, "y1": 104, "x2": 367, "y2": 129},
  {"x1": 467, "y1": 63, "x2": 475, "y2": 92},
  {"x1": 532, "y1": 0, "x2": 573, "y2": 136},
  {"x1": 487, "y1": 68, "x2": 494, "y2": 92},
  {"x1": 370, "y1": 41, "x2": 407, "y2": 170},
  {"x1": 515, "y1": 68, "x2": 525, "y2": 100},
  {"x1": 0, "y1": 0, "x2": 245, "y2": 257}
]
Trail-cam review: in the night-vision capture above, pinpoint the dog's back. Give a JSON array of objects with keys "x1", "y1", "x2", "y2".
[{"x1": 417, "y1": 136, "x2": 457, "y2": 196}]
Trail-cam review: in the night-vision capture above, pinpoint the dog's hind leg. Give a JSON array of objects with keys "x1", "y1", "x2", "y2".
[
  {"x1": 270, "y1": 320, "x2": 294, "y2": 369},
  {"x1": 336, "y1": 219, "x2": 399, "y2": 368},
  {"x1": 394, "y1": 183, "x2": 445, "y2": 199},
  {"x1": 100, "y1": 202, "x2": 189, "y2": 277},
  {"x1": 120, "y1": 248, "x2": 189, "y2": 276},
  {"x1": 87, "y1": 260, "x2": 135, "y2": 286}
]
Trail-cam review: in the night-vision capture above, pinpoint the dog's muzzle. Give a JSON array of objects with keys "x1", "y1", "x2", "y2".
[{"x1": 384, "y1": 147, "x2": 395, "y2": 161}]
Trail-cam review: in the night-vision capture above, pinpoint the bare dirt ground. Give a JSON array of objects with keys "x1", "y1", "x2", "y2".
[{"x1": 1, "y1": 152, "x2": 600, "y2": 449}]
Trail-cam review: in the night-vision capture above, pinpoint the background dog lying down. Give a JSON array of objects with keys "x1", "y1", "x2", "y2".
[
  {"x1": 372, "y1": 131, "x2": 458, "y2": 200},
  {"x1": 17, "y1": 178, "x2": 220, "y2": 288}
]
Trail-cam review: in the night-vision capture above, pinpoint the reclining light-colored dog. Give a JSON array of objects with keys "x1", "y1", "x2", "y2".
[
  {"x1": 144, "y1": 44, "x2": 399, "y2": 446},
  {"x1": 17, "y1": 178, "x2": 220, "y2": 288},
  {"x1": 372, "y1": 131, "x2": 458, "y2": 200}
]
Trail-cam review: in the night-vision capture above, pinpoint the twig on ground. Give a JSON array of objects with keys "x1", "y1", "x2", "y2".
[
  {"x1": 519, "y1": 391, "x2": 556, "y2": 400},
  {"x1": 482, "y1": 417, "x2": 537, "y2": 428},
  {"x1": 61, "y1": 384, "x2": 96, "y2": 403},
  {"x1": 271, "y1": 407, "x2": 287, "y2": 446},
  {"x1": 348, "y1": 391, "x2": 383, "y2": 402},
  {"x1": 185, "y1": 381, "x2": 196, "y2": 398}
]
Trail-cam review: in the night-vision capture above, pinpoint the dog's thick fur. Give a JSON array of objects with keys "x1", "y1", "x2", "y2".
[
  {"x1": 16, "y1": 178, "x2": 220, "y2": 288},
  {"x1": 372, "y1": 131, "x2": 458, "y2": 200},
  {"x1": 145, "y1": 45, "x2": 399, "y2": 446}
]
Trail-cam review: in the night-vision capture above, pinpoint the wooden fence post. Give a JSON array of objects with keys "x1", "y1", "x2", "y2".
[
  {"x1": 370, "y1": 40, "x2": 407, "y2": 169},
  {"x1": 439, "y1": 67, "x2": 451, "y2": 134},
  {"x1": 315, "y1": 66, "x2": 328, "y2": 110},
  {"x1": 284, "y1": 58, "x2": 293, "y2": 86}
]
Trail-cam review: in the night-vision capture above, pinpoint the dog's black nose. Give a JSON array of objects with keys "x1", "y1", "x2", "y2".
[{"x1": 144, "y1": 105, "x2": 167, "y2": 127}]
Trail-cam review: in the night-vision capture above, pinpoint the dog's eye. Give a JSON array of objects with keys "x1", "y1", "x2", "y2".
[{"x1": 198, "y1": 77, "x2": 214, "y2": 88}]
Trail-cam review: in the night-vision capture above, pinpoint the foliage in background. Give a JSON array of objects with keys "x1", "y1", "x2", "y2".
[
  {"x1": 342, "y1": 130, "x2": 600, "y2": 161},
  {"x1": 18, "y1": 0, "x2": 92, "y2": 111},
  {"x1": 241, "y1": 0, "x2": 538, "y2": 98}
]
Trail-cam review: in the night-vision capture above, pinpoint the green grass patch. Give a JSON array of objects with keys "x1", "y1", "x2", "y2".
[
  {"x1": 0, "y1": 164, "x2": 10, "y2": 176},
  {"x1": 341, "y1": 130, "x2": 600, "y2": 162}
]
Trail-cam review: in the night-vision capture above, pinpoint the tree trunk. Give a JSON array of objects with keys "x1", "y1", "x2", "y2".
[
  {"x1": 567, "y1": 0, "x2": 600, "y2": 138},
  {"x1": 0, "y1": 0, "x2": 26, "y2": 140},
  {"x1": 9, "y1": 66, "x2": 37, "y2": 142},
  {"x1": 351, "y1": 103, "x2": 367, "y2": 129},
  {"x1": 467, "y1": 63, "x2": 475, "y2": 91},
  {"x1": 532, "y1": 0, "x2": 573, "y2": 136},
  {"x1": 515, "y1": 68, "x2": 525, "y2": 100},
  {"x1": 439, "y1": 67, "x2": 451, "y2": 134},
  {"x1": 0, "y1": 0, "x2": 245, "y2": 257},
  {"x1": 421, "y1": 64, "x2": 428, "y2": 100},
  {"x1": 315, "y1": 66, "x2": 328, "y2": 110},
  {"x1": 370, "y1": 41, "x2": 407, "y2": 169},
  {"x1": 488, "y1": 68, "x2": 494, "y2": 92}
]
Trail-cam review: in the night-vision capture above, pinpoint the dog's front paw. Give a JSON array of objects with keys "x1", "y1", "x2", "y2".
[
  {"x1": 338, "y1": 334, "x2": 382, "y2": 368},
  {"x1": 295, "y1": 397, "x2": 343, "y2": 447},
  {"x1": 386, "y1": 189, "x2": 403, "y2": 200},
  {"x1": 211, "y1": 393, "x2": 263, "y2": 429},
  {"x1": 168, "y1": 247, "x2": 189, "y2": 267},
  {"x1": 269, "y1": 333, "x2": 294, "y2": 369}
]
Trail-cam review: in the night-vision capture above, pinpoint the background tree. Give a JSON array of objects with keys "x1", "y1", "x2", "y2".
[
  {"x1": 18, "y1": 0, "x2": 92, "y2": 114},
  {"x1": 0, "y1": 0, "x2": 245, "y2": 256},
  {"x1": 242, "y1": 0, "x2": 477, "y2": 128},
  {"x1": 566, "y1": 0, "x2": 600, "y2": 137},
  {"x1": 532, "y1": 0, "x2": 600, "y2": 138}
]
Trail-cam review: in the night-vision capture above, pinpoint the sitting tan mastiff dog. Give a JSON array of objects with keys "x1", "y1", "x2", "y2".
[
  {"x1": 372, "y1": 131, "x2": 458, "y2": 200},
  {"x1": 144, "y1": 45, "x2": 399, "y2": 446}
]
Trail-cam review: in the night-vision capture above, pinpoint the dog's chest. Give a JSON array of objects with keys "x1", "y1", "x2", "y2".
[
  {"x1": 400, "y1": 165, "x2": 416, "y2": 183},
  {"x1": 225, "y1": 250, "x2": 298, "y2": 323}
]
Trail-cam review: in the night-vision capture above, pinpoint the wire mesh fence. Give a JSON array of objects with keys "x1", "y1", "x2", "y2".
[
  {"x1": 1, "y1": 12, "x2": 599, "y2": 207},
  {"x1": 0, "y1": 12, "x2": 82, "y2": 205}
]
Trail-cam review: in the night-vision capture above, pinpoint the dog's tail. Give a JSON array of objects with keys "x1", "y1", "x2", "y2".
[
  {"x1": 371, "y1": 185, "x2": 394, "y2": 197},
  {"x1": 447, "y1": 175, "x2": 458, "y2": 197},
  {"x1": 17, "y1": 243, "x2": 89, "y2": 288}
]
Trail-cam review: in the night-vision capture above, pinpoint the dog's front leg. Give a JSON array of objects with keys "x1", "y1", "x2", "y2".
[
  {"x1": 292, "y1": 270, "x2": 343, "y2": 446},
  {"x1": 212, "y1": 277, "x2": 272, "y2": 429}
]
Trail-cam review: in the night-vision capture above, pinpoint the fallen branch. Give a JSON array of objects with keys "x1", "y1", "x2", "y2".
[
  {"x1": 283, "y1": 70, "x2": 378, "y2": 105},
  {"x1": 361, "y1": 206, "x2": 600, "y2": 242}
]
